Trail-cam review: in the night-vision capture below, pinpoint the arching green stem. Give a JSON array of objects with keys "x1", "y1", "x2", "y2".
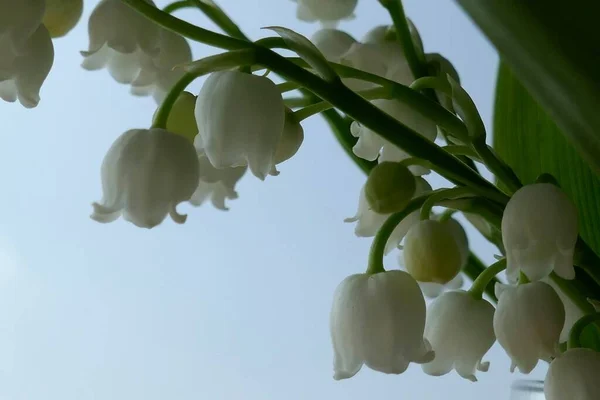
[
  {"x1": 189, "y1": 0, "x2": 249, "y2": 40},
  {"x1": 469, "y1": 258, "x2": 506, "y2": 299},
  {"x1": 294, "y1": 87, "x2": 390, "y2": 121},
  {"x1": 163, "y1": 0, "x2": 191, "y2": 13},
  {"x1": 366, "y1": 195, "x2": 431, "y2": 275},
  {"x1": 152, "y1": 49, "x2": 257, "y2": 129},
  {"x1": 568, "y1": 312, "x2": 600, "y2": 349},
  {"x1": 419, "y1": 187, "x2": 474, "y2": 220}
]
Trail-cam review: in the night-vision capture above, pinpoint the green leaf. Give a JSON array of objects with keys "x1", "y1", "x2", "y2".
[
  {"x1": 493, "y1": 62, "x2": 600, "y2": 260},
  {"x1": 264, "y1": 26, "x2": 338, "y2": 81},
  {"x1": 456, "y1": 0, "x2": 600, "y2": 178}
]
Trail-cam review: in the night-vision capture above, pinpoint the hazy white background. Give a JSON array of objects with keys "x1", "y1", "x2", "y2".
[{"x1": 0, "y1": 1, "x2": 546, "y2": 399}]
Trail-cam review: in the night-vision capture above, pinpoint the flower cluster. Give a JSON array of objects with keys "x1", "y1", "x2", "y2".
[{"x1": 2, "y1": 0, "x2": 600, "y2": 398}]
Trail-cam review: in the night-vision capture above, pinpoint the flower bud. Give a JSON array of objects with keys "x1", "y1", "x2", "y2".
[
  {"x1": 422, "y1": 290, "x2": 496, "y2": 381},
  {"x1": 43, "y1": 0, "x2": 83, "y2": 38},
  {"x1": 331, "y1": 270, "x2": 434, "y2": 380},
  {"x1": 494, "y1": 282, "x2": 565, "y2": 373},
  {"x1": 403, "y1": 219, "x2": 464, "y2": 284},
  {"x1": 310, "y1": 29, "x2": 356, "y2": 62},
  {"x1": 91, "y1": 128, "x2": 199, "y2": 228},
  {"x1": 294, "y1": 0, "x2": 358, "y2": 26},
  {"x1": 195, "y1": 71, "x2": 285, "y2": 180},
  {"x1": 159, "y1": 91, "x2": 198, "y2": 142},
  {"x1": 364, "y1": 162, "x2": 416, "y2": 214},
  {"x1": 502, "y1": 183, "x2": 578, "y2": 282},
  {"x1": 345, "y1": 178, "x2": 432, "y2": 253},
  {"x1": 544, "y1": 348, "x2": 600, "y2": 400}
]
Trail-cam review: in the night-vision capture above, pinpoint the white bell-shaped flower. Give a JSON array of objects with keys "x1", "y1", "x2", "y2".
[
  {"x1": 350, "y1": 99, "x2": 437, "y2": 173},
  {"x1": 345, "y1": 177, "x2": 432, "y2": 254},
  {"x1": 130, "y1": 29, "x2": 192, "y2": 104},
  {"x1": 331, "y1": 270, "x2": 434, "y2": 380},
  {"x1": 544, "y1": 348, "x2": 600, "y2": 400},
  {"x1": 422, "y1": 290, "x2": 495, "y2": 381},
  {"x1": 0, "y1": 24, "x2": 54, "y2": 108},
  {"x1": 502, "y1": 183, "x2": 578, "y2": 282},
  {"x1": 294, "y1": 0, "x2": 358, "y2": 26},
  {"x1": 195, "y1": 71, "x2": 285, "y2": 180},
  {"x1": 494, "y1": 281, "x2": 565, "y2": 373},
  {"x1": 43, "y1": 0, "x2": 84, "y2": 38},
  {"x1": 91, "y1": 128, "x2": 200, "y2": 228},
  {"x1": 270, "y1": 109, "x2": 304, "y2": 176},
  {"x1": 190, "y1": 153, "x2": 246, "y2": 211},
  {"x1": 81, "y1": 0, "x2": 161, "y2": 86},
  {"x1": 0, "y1": 0, "x2": 45, "y2": 54},
  {"x1": 544, "y1": 277, "x2": 585, "y2": 342},
  {"x1": 310, "y1": 29, "x2": 356, "y2": 62},
  {"x1": 403, "y1": 219, "x2": 466, "y2": 284}
]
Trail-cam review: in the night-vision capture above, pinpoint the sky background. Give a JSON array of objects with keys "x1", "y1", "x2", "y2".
[{"x1": 0, "y1": 1, "x2": 546, "y2": 399}]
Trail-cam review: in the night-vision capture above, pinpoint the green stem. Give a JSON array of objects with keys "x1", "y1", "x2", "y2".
[
  {"x1": 410, "y1": 76, "x2": 452, "y2": 95},
  {"x1": 469, "y1": 258, "x2": 506, "y2": 299},
  {"x1": 464, "y1": 253, "x2": 499, "y2": 302},
  {"x1": 381, "y1": 0, "x2": 427, "y2": 79},
  {"x1": 519, "y1": 271, "x2": 531, "y2": 284},
  {"x1": 294, "y1": 87, "x2": 390, "y2": 121},
  {"x1": 419, "y1": 187, "x2": 474, "y2": 220},
  {"x1": 443, "y1": 145, "x2": 482, "y2": 161},
  {"x1": 163, "y1": 0, "x2": 191, "y2": 13},
  {"x1": 152, "y1": 49, "x2": 256, "y2": 129},
  {"x1": 472, "y1": 136, "x2": 522, "y2": 193},
  {"x1": 189, "y1": 0, "x2": 249, "y2": 40},
  {"x1": 367, "y1": 195, "x2": 431, "y2": 275},
  {"x1": 438, "y1": 209, "x2": 457, "y2": 222},
  {"x1": 568, "y1": 312, "x2": 600, "y2": 349},
  {"x1": 277, "y1": 81, "x2": 301, "y2": 93}
]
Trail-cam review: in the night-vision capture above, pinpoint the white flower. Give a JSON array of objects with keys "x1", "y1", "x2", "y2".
[
  {"x1": 544, "y1": 277, "x2": 585, "y2": 342},
  {"x1": 422, "y1": 290, "x2": 495, "y2": 381},
  {"x1": 91, "y1": 128, "x2": 200, "y2": 228},
  {"x1": 293, "y1": 0, "x2": 358, "y2": 26},
  {"x1": 270, "y1": 109, "x2": 304, "y2": 176},
  {"x1": 0, "y1": 0, "x2": 45, "y2": 54},
  {"x1": 81, "y1": 0, "x2": 161, "y2": 86},
  {"x1": 345, "y1": 177, "x2": 431, "y2": 254},
  {"x1": 544, "y1": 348, "x2": 600, "y2": 400},
  {"x1": 403, "y1": 219, "x2": 466, "y2": 284},
  {"x1": 494, "y1": 281, "x2": 565, "y2": 373},
  {"x1": 195, "y1": 71, "x2": 285, "y2": 180},
  {"x1": 350, "y1": 99, "x2": 437, "y2": 173},
  {"x1": 190, "y1": 153, "x2": 246, "y2": 211},
  {"x1": 130, "y1": 29, "x2": 192, "y2": 104},
  {"x1": 331, "y1": 270, "x2": 434, "y2": 380},
  {"x1": 0, "y1": 24, "x2": 54, "y2": 108},
  {"x1": 310, "y1": 29, "x2": 356, "y2": 62},
  {"x1": 43, "y1": 0, "x2": 84, "y2": 38},
  {"x1": 502, "y1": 183, "x2": 578, "y2": 282}
]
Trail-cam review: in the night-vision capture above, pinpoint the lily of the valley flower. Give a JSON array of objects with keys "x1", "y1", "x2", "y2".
[
  {"x1": 91, "y1": 128, "x2": 200, "y2": 228},
  {"x1": 544, "y1": 277, "x2": 585, "y2": 342},
  {"x1": 0, "y1": 0, "x2": 54, "y2": 108},
  {"x1": 82, "y1": 0, "x2": 162, "y2": 87},
  {"x1": 43, "y1": 0, "x2": 84, "y2": 38},
  {"x1": 190, "y1": 153, "x2": 246, "y2": 211},
  {"x1": 494, "y1": 281, "x2": 565, "y2": 373},
  {"x1": 345, "y1": 177, "x2": 432, "y2": 254},
  {"x1": 502, "y1": 183, "x2": 578, "y2": 282},
  {"x1": 195, "y1": 71, "x2": 286, "y2": 180},
  {"x1": 130, "y1": 28, "x2": 192, "y2": 104},
  {"x1": 403, "y1": 219, "x2": 466, "y2": 284},
  {"x1": 422, "y1": 290, "x2": 496, "y2": 381},
  {"x1": 311, "y1": 29, "x2": 356, "y2": 62},
  {"x1": 293, "y1": 0, "x2": 358, "y2": 26},
  {"x1": 544, "y1": 348, "x2": 600, "y2": 400},
  {"x1": 331, "y1": 270, "x2": 434, "y2": 380},
  {"x1": 270, "y1": 109, "x2": 304, "y2": 176}
]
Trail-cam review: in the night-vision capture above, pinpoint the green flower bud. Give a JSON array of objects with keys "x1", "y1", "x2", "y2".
[
  {"x1": 365, "y1": 162, "x2": 416, "y2": 214},
  {"x1": 403, "y1": 219, "x2": 463, "y2": 284},
  {"x1": 155, "y1": 91, "x2": 198, "y2": 143},
  {"x1": 43, "y1": 0, "x2": 84, "y2": 38}
]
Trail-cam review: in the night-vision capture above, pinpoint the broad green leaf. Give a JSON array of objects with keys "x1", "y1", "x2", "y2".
[
  {"x1": 456, "y1": 0, "x2": 600, "y2": 178},
  {"x1": 493, "y1": 63, "x2": 600, "y2": 260},
  {"x1": 265, "y1": 26, "x2": 338, "y2": 81}
]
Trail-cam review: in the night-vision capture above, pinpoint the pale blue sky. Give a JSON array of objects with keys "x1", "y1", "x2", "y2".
[{"x1": 0, "y1": 1, "x2": 544, "y2": 399}]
